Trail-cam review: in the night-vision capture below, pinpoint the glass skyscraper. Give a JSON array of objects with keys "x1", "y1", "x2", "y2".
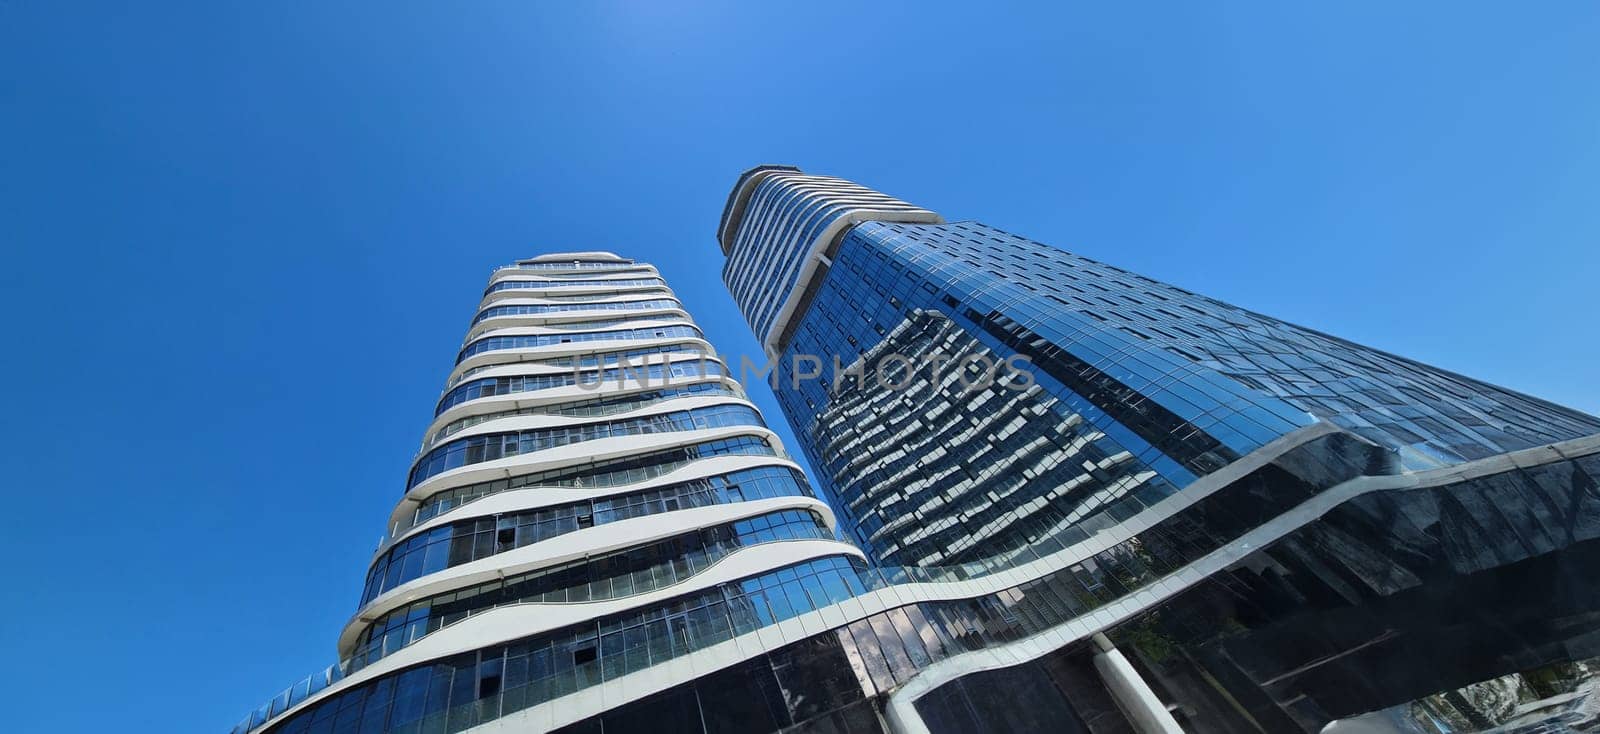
[
  {"x1": 226, "y1": 253, "x2": 872, "y2": 734},
  {"x1": 717, "y1": 165, "x2": 1600, "y2": 733},
  {"x1": 221, "y1": 189, "x2": 1600, "y2": 734}
]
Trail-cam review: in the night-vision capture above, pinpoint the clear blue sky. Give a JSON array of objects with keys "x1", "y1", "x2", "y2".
[{"x1": 2, "y1": 3, "x2": 1597, "y2": 732}]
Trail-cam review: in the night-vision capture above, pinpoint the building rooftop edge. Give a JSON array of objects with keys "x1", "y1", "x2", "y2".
[
  {"x1": 716, "y1": 164, "x2": 803, "y2": 255},
  {"x1": 516, "y1": 251, "x2": 634, "y2": 264}
]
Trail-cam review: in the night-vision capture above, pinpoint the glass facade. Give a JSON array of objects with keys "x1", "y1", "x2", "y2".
[
  {"x1": 226, "y1": 193, "x2": 1600, "y2": 734},
  {"x1": 254, "y1": 555, "x2": 875, "y2": 734},
  {"x1": 428, "y1": 382, "x2": 740, "y2": 445},
  {"x1": 507, "y1": 261, "x2": 646, "y2": 271},
  {"x1": 258, "y1": 437, "x2": 1600, "y2": 734},
  {"x1": 1103, "y1": 451, "x2": 1600, "y2": 733},
  {"x1": 715, "y1": 166, "x2": 1600, "y2": 733},
  {"x1": 470, "y1": 298, "x2": 681, "y2": 326},
  {"x1": 719, "y1": 170, "x2": 1600, "y2": 566},
  {"x1": 755, "y1": 217, "x2": 1600, "y2": 565},
  {"x1": 436, "y1": 359, "x2": 722, "y2": 416},
  {"x1": 719, "y1": 168, "x2": 940, "y2": 346},
  {"x1": 485, "y1": 277, "x2": 665, "y2": 294},
  {"x1": 228, "y1": 253, "x2": 869, "y2": 734},
  {"x1": 535, "y1": 343, "x2": 703, "y2": 368},
  {"x1": 445, "y1": 343, "x2": 717, "y2": 393},
  {"x1": 354, "y1": 507, "x2": 835, "y2": 663},
  {"x1": 404, "y1": 434, "x2": 781, "y2": 531},
  {"x1": 406, "y1": 403, "x2": 765, "y2": 489},
  {"x1": 363, "y1": 474, "x2": 818, "y2": 605},
  {"x1": 455, "y1": 323, "x2": 701, "y2": 364}
]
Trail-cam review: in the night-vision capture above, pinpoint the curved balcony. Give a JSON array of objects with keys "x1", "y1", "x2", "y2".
[
  {"x1": 347, "y1": 505, "x2": 841, "y2": 662},
  {"x1": 471, "y1": 297, "x2": 679, "y2": 324},
  {"x1": 228, "y1": 548, "x2": 867, "y2": 734},
  {"x1": 406, "y1": 402, "x2": 765, "y2": 490},
  {"x1": 485, "y1": 261, "x2": 656, "y2": 284},
  {"x1": 464, "y1": 303, "x2": 686, "y2": 342},
  {"x1": 388, "y1": 432, "x2": 788, "y2": 539},
  {"x1": 456, "y1": 323, "x2": 700, "y2": 365},
  {"x1": 358, "y1": 470, "x2": 824, "y2": 609},
  {"x1": 438, "y1": 341, "x2": 702, "y2": 393},
  {"x1": 480, "y1": 276, "x2": 665, "y2": 301},
  {"x1": 476, "y1": 287, "x2": 675, "y2": 311},
  {"x1": 491, "y1": 261, "x2": 649, "y2": 278},
  {"x1": 424, "y1": 379, "x2": 741, "y2": 451},
  {"x1": 433, "y1": 354, "x2": 723, "y2": 419},
  {"x1": 447, "y1": 332, "x2": 712, "y2": 383}
]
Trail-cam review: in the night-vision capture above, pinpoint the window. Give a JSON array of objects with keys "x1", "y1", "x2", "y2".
[{"x1": 477, "y1": 658, "x2": 503, "y2": 698}]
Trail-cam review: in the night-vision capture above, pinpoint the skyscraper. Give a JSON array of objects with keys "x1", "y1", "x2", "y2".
[
  {"x1": 718, "y1": 166, "x2": 1600, "y2": 732},
  {"x1": 227, "y1": 253, "x2": 872, "y2": 734}
]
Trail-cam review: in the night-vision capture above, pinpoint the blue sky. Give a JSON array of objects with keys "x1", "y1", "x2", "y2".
[{"x1": 2, "y1": 3, "x2": 1597, "y2": 732}]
